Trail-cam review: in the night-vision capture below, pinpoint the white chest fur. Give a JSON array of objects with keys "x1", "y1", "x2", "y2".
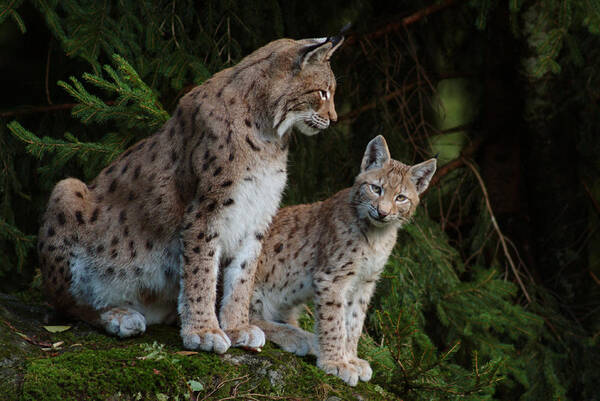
[{"x1": 216, "y1": 159, "x2": 287, "y2": 256}]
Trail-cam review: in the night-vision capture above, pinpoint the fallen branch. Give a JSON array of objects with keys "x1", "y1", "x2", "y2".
[{"x1": 345, "y1": 0, "x2": 464, "y2": 46}]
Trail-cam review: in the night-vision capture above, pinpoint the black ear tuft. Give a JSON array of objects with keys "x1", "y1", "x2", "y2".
[
  {"x1": 409, "y1": 159, "x2": 437, "y2": 194},
  {"x1": 328, "y1": 22, "x2": 351, "y2": 48},
  {"x1": 361, "y1": 135, "x2": 391, "y2": 172}
]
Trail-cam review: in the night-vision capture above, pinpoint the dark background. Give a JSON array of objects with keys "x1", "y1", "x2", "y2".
[{"x1": 1, "y1": 0, "x2": 599, "y2": 399}]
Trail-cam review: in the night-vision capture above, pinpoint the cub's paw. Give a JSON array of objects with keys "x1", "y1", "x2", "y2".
[
  {"x1": 182, "y1": 328, "x2": 231, "y2": 354},
  {"x1": 277, "y1": 329, "x2": 316, "y2": 356},
  {"x1": 101, "y1": 308, "x2": 146, "y2": 338},
  {"x1": 317, "y1": 359, "x2": 359, "y2": 387},
  {"x1": 349, "y1": 357, "x2": 373, "y2": 382},
  {"x1": 226, "y1": 325, "x2": 265, "y2": 350}
]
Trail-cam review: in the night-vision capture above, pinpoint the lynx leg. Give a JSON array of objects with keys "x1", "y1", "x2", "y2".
[
  {"x1": 314, "y1": 271, "x2": 359, "y2": 386},
  {"x1": 179, "y1": 210, "x2": 230, "y2": 354},
  {"x1": 344, "y1": 282, "x2": 376, "y2": 382},
  {"x1": 220, "y1": 237, "x2": 265, "y2": 349}
]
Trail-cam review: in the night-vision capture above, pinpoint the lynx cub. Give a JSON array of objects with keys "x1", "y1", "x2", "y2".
[
  {"x1": 37, "y1": 35, "x2": 343, "y2": 354},
  {"x1": 250, "y1": 135, "x2": 436, "y2": 386}
]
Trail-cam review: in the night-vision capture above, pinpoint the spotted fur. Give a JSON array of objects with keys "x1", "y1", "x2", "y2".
[
  {"x1": 37, "y1": 36, "x2": 343, "y2": 354},
  {"x1": 250, "y1": 136, "x2": 436, "y2": 385}
]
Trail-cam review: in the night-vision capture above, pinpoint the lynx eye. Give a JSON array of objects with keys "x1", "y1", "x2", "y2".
[
  {"x1": 369, "y1": 184, "x2": 382, "y2": 196},
  {"x1": 395, "y1": 194, "x2": 408, "y2": 203},
  {"x1": 319, "y1": 90, "x2": 329, "y2": 100}
]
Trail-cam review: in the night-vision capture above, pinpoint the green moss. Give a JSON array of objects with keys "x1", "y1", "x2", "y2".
[{"x1": 19, "y1": 336, "x2": 397, "y2": 401}]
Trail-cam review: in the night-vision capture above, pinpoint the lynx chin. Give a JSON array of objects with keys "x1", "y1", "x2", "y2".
[
  {"x1": 37, "y1": 34, "x2": 343, "y2": 354},
  {"x1": 250, "y1": 135, "x2": 437, "y2": 386}
]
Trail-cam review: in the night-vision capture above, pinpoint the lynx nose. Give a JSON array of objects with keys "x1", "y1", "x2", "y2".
[
  {"x1": 377, "y1": 205, "x2": 390, "y2": 219},
  {"x1": 328, "y1": 109, "x2": 338, "y2": 123}
]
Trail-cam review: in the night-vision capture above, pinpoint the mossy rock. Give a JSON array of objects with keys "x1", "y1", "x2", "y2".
[{"x1": 0, "y1": 293, "x2": 396, "y2": 400}]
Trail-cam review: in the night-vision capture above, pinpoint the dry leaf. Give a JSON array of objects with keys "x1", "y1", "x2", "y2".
[
  {"x1": 175, "y1": 351, "x2": 198, "y2": 356},
  {"x1": 43, "y1": 325, "x2": 71, "y2": 333}
]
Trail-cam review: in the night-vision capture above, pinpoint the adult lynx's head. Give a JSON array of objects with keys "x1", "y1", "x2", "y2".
[
  {"x1": 231, "y1": 35, "x2": 344, "y2": 137},
  {"x1": 352, "y1": 136, "x2": 437, "y2": 228}
]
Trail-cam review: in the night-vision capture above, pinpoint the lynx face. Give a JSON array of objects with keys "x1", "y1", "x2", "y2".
[
  {"x1": 271, "y1": 38, "x2": 341, "y2": 137},
  {"x1": 354, "y1": 136, "x2": 437, "y2": 228}
]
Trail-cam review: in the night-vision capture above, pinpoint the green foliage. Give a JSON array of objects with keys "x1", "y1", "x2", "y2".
[
  {"x1": 358, "y1": 213, "x2": 543, "y2": 399},
  {"x1": 0, "y1": 217, "x2": 35, "y2": 271},
  {"x1": 58, "y1": 54, "x2": 169, "y2": 130},
  {"x1": 471, "y1": 0, "x2": 600, "y2": 77},
  {"x1": 0, "y1": 124, "x2": 36, "y2": 272},
  {"x1": 0, "y1": 0, "x2": 26, "y2": 33},
  {"x1": 7, "y1": 121, "x2": 127, "y2": 182}
]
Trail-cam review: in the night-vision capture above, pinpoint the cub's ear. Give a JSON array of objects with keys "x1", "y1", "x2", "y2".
[
  {"x1": 409, "y1": 158, "x2": 437, "y2": 194},
  {"x1": 361, "y1": 135, "x2": 390, "y2": 173},
  {"x1": 299, "y1": 33, "x2": 345, "y2": 69}
]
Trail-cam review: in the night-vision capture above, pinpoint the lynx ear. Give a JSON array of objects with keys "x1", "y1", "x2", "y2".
[
  {"x1": 299, "y1": 32, "x2": 345, "y2": 69},
  {"x1": 361, "y1": 135, "x2": 390, "y2": 172},
  {"x1": 409, "y1": 159, "x2": 437, "y2": 194}
]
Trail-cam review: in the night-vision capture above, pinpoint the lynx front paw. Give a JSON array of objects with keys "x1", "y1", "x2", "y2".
[
  {"x1": 317, "y1": 359, "x2": 359, "y2": 387},
  {"x1": 182, "y1": 328, "x2": 231, "y2": 354},
  {"x1": 226, "y1": 325, "x2": 265, "y2": 350},
  {"x1": 101, "y1": 308, "x2": 147, "y2": 338},
  {"x1": 349, "y1": 357, "x2": 373, "y2": 382}
]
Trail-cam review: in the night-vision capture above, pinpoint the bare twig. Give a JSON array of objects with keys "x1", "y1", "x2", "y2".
[
  {"x1": 45, "y1": 40, "x2": 53, "y2": 105},
  {"x1": 426, "y1": 137, "x2": 482, "y2": 190},
  {"x1": 1, "y1": 103, "x2": 78, "y2": 118},
  {"x1": 338, "y1": 72, "x2": 473, "y2": 123},
  {"x1": 345, "y1": 0, "x2": 464, "y2": 46},
  {"x1": 462, "y1": 158, "x2": 532, "y2": 303},
  {"x1": 0, "y1": 100, "x2": 118, "y2": 119},
  {"x1": 338, "y1": 83, "x2": 418, "y2": 122},
  {"x1": 582, "y1": 180, "x2": 600, "y2": 215}
]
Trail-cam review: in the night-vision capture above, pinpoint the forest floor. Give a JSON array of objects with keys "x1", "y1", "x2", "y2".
[{"x1": 0, "y1": 292, "x2": 395, "y2": 401}]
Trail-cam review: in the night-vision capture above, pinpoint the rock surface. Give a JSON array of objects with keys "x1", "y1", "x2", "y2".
[{"x1": 0, "y1": 293, "x2": 396, "y2": 400}]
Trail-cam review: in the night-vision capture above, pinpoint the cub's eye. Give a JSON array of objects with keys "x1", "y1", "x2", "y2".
[
  {"x1": 370, "y1": 184, "x2": 382, "y2": 196},
  {"x1": 395, "y1": 194, "x2": 408, "y2": 203},
  {"x1": 319, "y1": 90, "x2": 329, "y2": 100}
]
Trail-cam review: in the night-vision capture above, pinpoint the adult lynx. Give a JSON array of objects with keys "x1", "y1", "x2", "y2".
[
  {"x1": 37, "y1": 35, "x2": 343, "y2": 354},
  {"x1": 250, "y1": 136, "x2": 436, "y2": 385}
]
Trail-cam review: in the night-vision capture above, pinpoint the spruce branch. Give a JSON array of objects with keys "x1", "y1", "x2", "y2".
[
  {"x1": 0, "y1": 218, "x2": 35, "y2": 271},
  {"x1": 7, "y1": 121, "x2": 128, "y2": 180},
  {"x1": 58, "y1": 54, "x2": 169, "y2": 129},
  {"x1": 0, "y1": 0, "x2": 26, "y2": 33}
]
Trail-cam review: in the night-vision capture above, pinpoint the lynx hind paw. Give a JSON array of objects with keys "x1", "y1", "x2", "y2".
[
  {"x1": 349, "y1": 357, "x2": 373, "y2": 382},
  {"x1": 317, "y1": 359, "x2": 359, "y2": 387},
  {"x1": 101, "y1": 308, "x2": 147, "y2": 338},
  {"x1": 226, "y1": 325, "x2": 265, "y2": 350},
  {"x1": 276, "y1": 329, "x2": 316, "y2": 356},
  {"x1": 182, "y1": 328, "x2": 231, "y2": 354}
]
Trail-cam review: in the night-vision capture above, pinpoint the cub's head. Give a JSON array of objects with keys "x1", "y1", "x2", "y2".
[
  {"x1": 352, "y1": 135, "x2": 437, "y2": 228},
  {"x1": 259, "y1": 35, "x2": 344, "y2": 137}
]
